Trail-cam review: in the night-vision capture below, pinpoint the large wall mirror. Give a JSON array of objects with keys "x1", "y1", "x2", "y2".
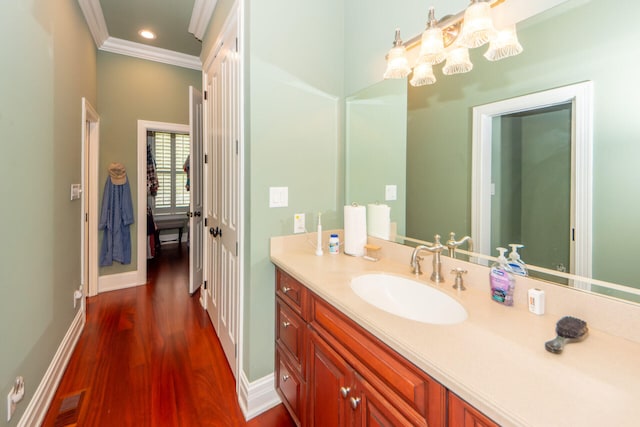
[{"x1": 345, "y1": 0, "x2": 640, "y2": 304}]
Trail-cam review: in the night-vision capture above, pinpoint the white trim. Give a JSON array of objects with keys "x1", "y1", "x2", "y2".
[
  {"x1": 77, "y1": 0, "x2": 109, "y2": 47},
  {"x1": 17, "y1": 309, "x2": 85, "y2": 427},
  {"x1": 234, "y1": 0, "x2": 246, "y2": 398},
  {"x1": 81, "y1": 98, "x2": 100, "y2": 297},
  {"x1": 472, "y1": 81, "x2": 593, "y2": 280},
  {"x1": 98, "y1": 271, "x2": 142, "y2": 293},
  {"x1": 202, "y1": 4, "x2": 239, "y2": 70},
  {"x1": 189, "y1": 0, "x2": 218, "y2": 41},
  {"x1": 100, "y1": 37, "x2": 202, "y2": 70},
  {"x1": 237, "y1": 370, "x2": 281, "y2": 421}
]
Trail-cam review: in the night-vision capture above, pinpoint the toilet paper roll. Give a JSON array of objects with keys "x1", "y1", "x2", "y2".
[
  {"x1": 367, "y1": 203, "x2": 390, "y2": 240},
  {"x1": 344, "y1": 205, "x2": 367, "y2": 256}
]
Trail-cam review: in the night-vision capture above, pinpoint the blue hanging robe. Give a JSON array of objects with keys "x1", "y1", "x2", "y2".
[{"x1": 99, "y1": 163, "x2": 134, "y2": 266}]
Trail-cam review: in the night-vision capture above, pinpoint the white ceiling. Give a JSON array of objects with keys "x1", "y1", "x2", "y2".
[{"x1": 78, "y1": 0, "x2": 218, "y2": 70}]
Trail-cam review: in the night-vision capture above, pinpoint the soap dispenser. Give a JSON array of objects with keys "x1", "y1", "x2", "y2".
[
  {"x1": 489, "y1": 247, "x2": 515, "y2": 306},
  {"x1": 507, "y1": 244, "x2": 528, "y2": 276}
]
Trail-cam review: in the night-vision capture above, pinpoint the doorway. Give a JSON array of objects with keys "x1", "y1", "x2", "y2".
[{"x1": 472, "y1": 81, "x2": 594, "y2": 282}]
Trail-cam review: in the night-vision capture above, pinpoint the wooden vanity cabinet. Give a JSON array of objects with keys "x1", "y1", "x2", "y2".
[
  {"x1": 275, "y1": 269, "x2": 309, "y2": 426},
  {"x1": 448, "y1": 392, "x2": 499, "y2": 427},
  {"x1": 275, "y1": 267, "x2": 497, "y2": 427}
]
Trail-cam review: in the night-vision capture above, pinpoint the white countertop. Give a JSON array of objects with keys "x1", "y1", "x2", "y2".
[{"x1": 270, "y1": 233, "x2": 640, "y2": 427}]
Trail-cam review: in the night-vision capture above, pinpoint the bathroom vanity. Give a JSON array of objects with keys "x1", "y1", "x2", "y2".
[{"x1": 271, "y1": 232, "x2": 640, "y2": 426}]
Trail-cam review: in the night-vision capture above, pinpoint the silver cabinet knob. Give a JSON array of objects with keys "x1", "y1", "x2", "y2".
[
  {"x1": 281, "y1": 286, "x2": 291, "y2": 294},
  {"x1": 350, "y1": 397, "x2": 361, "y2": 410},
  {"x1": 282, "y1": 374, "x2": 290, "y2": 382},
  {"x1": 339, "y1": 387, "x2": 350, "y2": 398},
  {"x1": 282, "y1": 321, "x2": 291, "y2": 328}
]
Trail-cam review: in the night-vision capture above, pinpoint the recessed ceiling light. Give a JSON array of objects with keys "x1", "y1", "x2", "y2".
[{"x1": 139, "y1": 29, "x2": 156, "y2": 40}]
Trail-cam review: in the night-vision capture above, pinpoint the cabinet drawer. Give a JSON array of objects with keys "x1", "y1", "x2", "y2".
[
  {"x1": 276, "y1": 269, "x2": 308, "y2": 318},
  {"x1": 276, "y1": 297, "x2": 305, "y2": 373},
  {"x1": 311, "y1": 296, "x2": 446, "y2": 426},
  {"x1": 276, "y1": 351, "x2": 304, "y2": 426}
]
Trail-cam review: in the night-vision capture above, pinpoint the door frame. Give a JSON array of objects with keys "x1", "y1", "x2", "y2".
[
  {"x1": 136, "y1": 120, "x2": 190, "y2": 286},
  {"x1": 81, "y1": 97, "x2": 100, "y2": 298},
  {"x1": 471, "y1": 81, "x2": 593, "y2": 282}
]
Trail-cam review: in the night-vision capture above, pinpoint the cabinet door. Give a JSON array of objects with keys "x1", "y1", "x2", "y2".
[
  {"x1": 353, "y1": 373, "x2": 427, "y2": 427},
  {"x1": 308, "y1": 329, "x2": 353, "y2": 427},
  {"x1": 448, "y1": 392, "x2": 499, "y2": 427}
]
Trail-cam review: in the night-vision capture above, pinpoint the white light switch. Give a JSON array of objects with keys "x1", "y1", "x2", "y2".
[
  {"x1": 385, "y1": 185, "x2": 397, "y2": 201},
  {"x1": 269, "y1": 187, "x2": 288, "y2": 208},
  {"x1": 70, "y1": 184, "x2": 82, "y2": 200}
]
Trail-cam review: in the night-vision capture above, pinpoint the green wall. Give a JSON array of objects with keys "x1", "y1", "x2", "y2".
[
  {"x1": 97, "y1": 52, "x2": 201, "y2": 276},
  {"x1": 407, "y1": 0, "x2": 640, "y2": 292},
  {"x1": 244, "y1": 0, "x2": 345, "y2": 380},
  {"x1": 0, "y1": 0, "x2": 96, "y2": 423}
]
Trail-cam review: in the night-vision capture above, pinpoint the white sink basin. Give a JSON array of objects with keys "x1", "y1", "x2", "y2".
[{"x1": 350, "y1": 274, "x2": 468, "y2": 325}]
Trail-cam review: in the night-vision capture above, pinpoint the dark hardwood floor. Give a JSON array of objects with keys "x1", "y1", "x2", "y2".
[{"x1": 43, "y1": 243, "x2": 294, "y2": 427}]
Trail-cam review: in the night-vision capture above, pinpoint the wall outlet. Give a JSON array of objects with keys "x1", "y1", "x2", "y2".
[
  {"x1": 6, "y1": 376, "x2": 24, "y2": 422},
  {"x1": 294, "y1": 213, "x2": 305, "y2": 233}
]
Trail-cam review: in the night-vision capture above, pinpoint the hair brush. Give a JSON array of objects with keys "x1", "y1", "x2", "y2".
[{"x1": 545, "y1": 316, "x2": 588, "y2": 354}]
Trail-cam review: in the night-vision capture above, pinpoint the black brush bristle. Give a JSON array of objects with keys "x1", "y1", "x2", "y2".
[{"x1": 555, "y1": 316, "x2": 588, "y2": 339}]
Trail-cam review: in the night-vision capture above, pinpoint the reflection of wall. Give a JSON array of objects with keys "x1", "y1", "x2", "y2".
[
  {"x1": 346, "y1": 79, "x2": 407, "y2": 236},
  {"x1": 407, "y1": 0, "x2": 640, "y2": 293},
  {"x1": 492, "y1": 107, "x2": 571, "y2": 271},
  {"x1": 97, "y1": 52, "x2": 201, "y2": 276}
]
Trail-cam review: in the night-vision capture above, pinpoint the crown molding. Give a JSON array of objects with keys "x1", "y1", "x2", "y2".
[
  {"x1": 100, "y1": 37, "x2": 202, "y2": 70},
  {"x1": 189, "y1": 0, "x2": 218, "y2": 41},
  {"x1": 77, "y1": 0, "x2": 202, "y2": 70},
  {"x1": 77, "y1": 0, "x2": 109, "y2": 46}
]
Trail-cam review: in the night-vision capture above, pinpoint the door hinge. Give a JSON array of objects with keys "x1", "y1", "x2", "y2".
[
  {"x1": 204, "y1": 153, "x2": 208, "y2": 164},
  {"x1": 235, "y1": 343, "x2": 237, "y2": 357},
  {"x1": 572, "y1": 228, "x2": 575, "y2": 241},
  {"x1": 236, "y1": 140, "x2": 238, "y2": 155},
  {"x1": 204, "y1": 90, "x2": 208, "y2": 100},
  {"x1": 85, "y1": 212, "x2": 88, "y2": 222},
  {"x1": 204, "y1": 280, "x2": 208, "y2": 290},
  {"x1": 236, "y1": 242, "x2": 238, "y2": 256},
  {"x1": 235, "y1": 37, "x2": 238, "y2": 52},
  {"x1": 204, "y1": 218, "x2": 208, "y2": 227}
]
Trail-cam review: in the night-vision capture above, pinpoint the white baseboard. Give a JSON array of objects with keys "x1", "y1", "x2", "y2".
[
  {"x1": 98, "y1": 270, "x2": 142, "y2": 293},
  {"x1": 238, "y1": 370, "x2": 281, "y2": 421},
  {"x1": 18, "y1": 308, "x2": 85, "y2": 427}
]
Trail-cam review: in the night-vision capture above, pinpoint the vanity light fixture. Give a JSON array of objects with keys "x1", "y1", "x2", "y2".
[
  {"x1": 138, "y1": 29, "x2": 156, "y2": 40},
  {"x1": 383, "y1": 29, "x2": 412, "y2": 79},
  {"x1": 383, "y1": 0, "x2": 523, "y2": 87}
]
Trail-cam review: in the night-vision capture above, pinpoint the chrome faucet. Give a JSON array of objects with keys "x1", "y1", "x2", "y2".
[
  {"x1": 446, "y1": 232, "x2": 473, "y2": 259},
  {"x1": 410, "y1": 234, "x2": 445, "y2": 283}
]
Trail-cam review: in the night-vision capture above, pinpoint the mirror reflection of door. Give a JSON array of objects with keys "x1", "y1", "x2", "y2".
[
  {"x1": 491, "y1": 104, "x2": 572, "y2": 282},
  {"x1": 472, "y1": 81, "x2": 593, "y2": 287}
]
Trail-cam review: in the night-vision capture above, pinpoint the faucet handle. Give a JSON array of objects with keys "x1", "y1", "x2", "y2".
[{"x1": 451, "y1": 268, "x2": 467, "y2": 291}]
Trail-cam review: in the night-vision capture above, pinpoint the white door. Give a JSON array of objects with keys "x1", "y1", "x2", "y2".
[
  {"x1": 204, "y1": 15, "x2": 241, "y2": 378},
  {"x1": 189, "y1": 86, "x2": 204, "y2": 295}
]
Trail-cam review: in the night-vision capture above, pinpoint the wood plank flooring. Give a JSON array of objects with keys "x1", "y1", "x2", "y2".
[{"x1": 43, "y1": 243, "x2": 293, "y2": 427}]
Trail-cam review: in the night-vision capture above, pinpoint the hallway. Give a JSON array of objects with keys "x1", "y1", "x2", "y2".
[{"x1": 43, "y1": 244, "x2": 293, "y2": 426}]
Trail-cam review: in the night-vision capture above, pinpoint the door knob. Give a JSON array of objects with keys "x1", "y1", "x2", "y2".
[
  {"x1": 209, "y1": 227, "x2": 215, "y2": 235},
  {"x1": 194, "y1": 211, "x2": 201, "y2": 217}
]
